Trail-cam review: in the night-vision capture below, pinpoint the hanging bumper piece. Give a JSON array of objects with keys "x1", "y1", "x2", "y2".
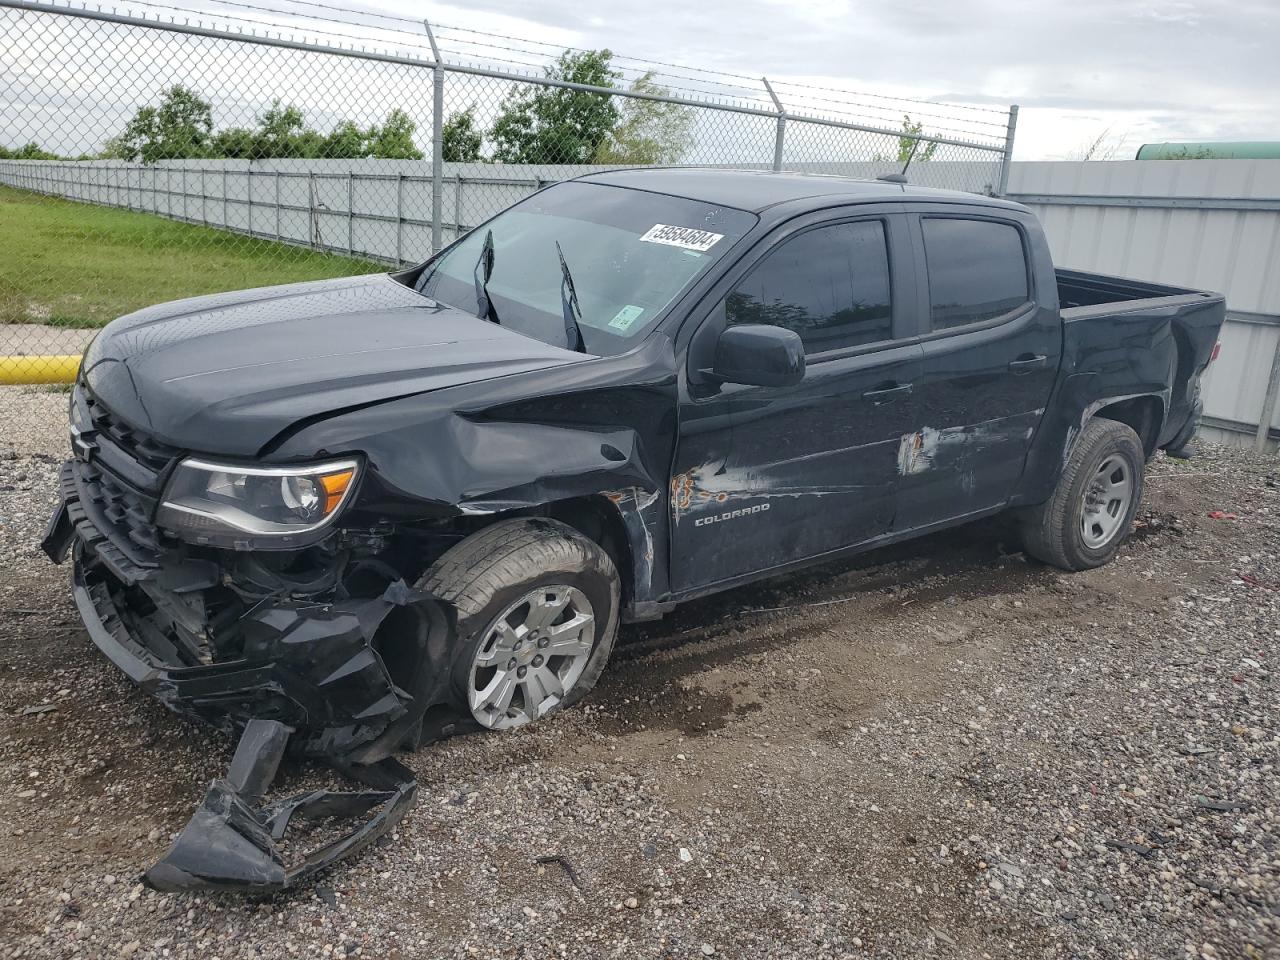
[{"x1": 145, "y1": 718, "x2": 418, "y2": 893}]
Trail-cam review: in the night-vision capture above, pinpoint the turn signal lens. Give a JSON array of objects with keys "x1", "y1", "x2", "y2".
[{"x1": 319, "y1": 469, "x2": 355, "y2": 516}]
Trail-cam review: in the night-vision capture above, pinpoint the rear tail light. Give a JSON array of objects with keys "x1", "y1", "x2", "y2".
[{"x1": 1210, "y1": 341, "x2": 1221, "y2": 363}]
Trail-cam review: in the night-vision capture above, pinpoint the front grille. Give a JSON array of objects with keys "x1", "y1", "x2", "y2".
[
  {"x1": 79, "y1": 460, "x2": 162, "y2": 556},
  {"x1": 70, "y1": 384, "x2": 181, "y2": 569},
  {"x1": 84, "y1": 392, "x2": 180, "y2": 473}
]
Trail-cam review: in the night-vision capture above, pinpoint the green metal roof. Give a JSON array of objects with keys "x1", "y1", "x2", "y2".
[{"x1": 1136, "y1": 142, "x2": 1280, "y2": 160}]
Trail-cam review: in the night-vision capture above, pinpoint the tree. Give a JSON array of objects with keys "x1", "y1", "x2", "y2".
[
  {"x1": 106, "y1": 90, "x2": 424, "y2": 161},
  {"x1": 490, "y1": 49, "x2": 620, "y2": 164},
  {"x1": 442, "y1": 106, "x2": 483, "y2": 162},
  {"x1": 323, "y1": 120, "x2": 369, "y2": 159},
  {"x1": 368, "y1": 109, "x2": 422, "y2": 160},
  {"x1": 1067, "y1": 127, "x2": 1128, "y2": 161},
  {"x1": 208, "y1": 126, "x2": 256, "y2": 159},
  {"x1": 595, "y1": 72, "x2": 692, "y2": 165},
  {"x1": 895, "y1": 115, "x2": 938, "y2": 163},
  {"x1": 0, "y1": 142, "x2": 59, "y2": 160},
  {"x1": 254, "y1": 101, "x2": 308, "y2": 158},
  {"x1": 108, "y1": 86, "x2": 213, "y2": 163}
]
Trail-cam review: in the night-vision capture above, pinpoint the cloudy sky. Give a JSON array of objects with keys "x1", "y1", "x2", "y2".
[
  {"x1": 392, "y1": 0, "x2": 1279, "y2": 159},
  {"x1": 4, "y1": 0, "x2": 1276, "y2": 161}
]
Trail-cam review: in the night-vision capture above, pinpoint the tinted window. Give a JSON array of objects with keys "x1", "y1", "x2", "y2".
[
  {"x1": 726, "y1": 220, "x2": 892, "y2": 353},
  {"x1": 922, "y1": 218, "x2": 1029, "y2": 330}
]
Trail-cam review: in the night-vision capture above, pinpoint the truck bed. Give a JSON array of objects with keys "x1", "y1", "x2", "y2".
[
  {"x1": 1056, "y1": 268, "x2": 1219, "y2": 318},
  {"x1": 1054, "y1": 268, "x2": 1225, "y2": 457}
]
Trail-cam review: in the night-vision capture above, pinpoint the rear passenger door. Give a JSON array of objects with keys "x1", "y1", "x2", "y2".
[
  {"x1": 893, "y1": 208, "x2": 1060, "y2": 529},
  {"x1": 670, "y1": 208, "x2": 922, "y2": 593}
]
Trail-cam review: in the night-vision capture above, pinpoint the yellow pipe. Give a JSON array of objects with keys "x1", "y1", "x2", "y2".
[{"x1": 0, "y1": 355, "x2": 82, "y2": 385}]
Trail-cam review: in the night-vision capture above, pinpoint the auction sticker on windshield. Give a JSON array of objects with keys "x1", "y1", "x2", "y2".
[
  {"x1": 608, "y1": 304, "x2": 646, "y2": 331},
  {"x1": 639, "y1": 224, "x2": 724, "y2": 252}
]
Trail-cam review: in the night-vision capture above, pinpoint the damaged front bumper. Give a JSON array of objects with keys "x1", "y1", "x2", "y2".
[
  {"x1": 144, "y1": 719, "x2": 417, "y2": 893},
  {"x1": 43, "y1": 459, "x2": 453, "y2": 892}
]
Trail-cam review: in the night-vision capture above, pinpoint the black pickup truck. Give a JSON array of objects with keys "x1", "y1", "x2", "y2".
[{"x1": 43, "y1": 169, "x2": 1224, "y2": 891}]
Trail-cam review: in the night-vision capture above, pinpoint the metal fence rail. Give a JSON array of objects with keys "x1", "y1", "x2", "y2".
[
  {"x1": 0, "y1": 158, "x2": 1013, "y2": 268},
  {"x1": 0, "y1": 0, "x2": 1012, "y2": 394}
]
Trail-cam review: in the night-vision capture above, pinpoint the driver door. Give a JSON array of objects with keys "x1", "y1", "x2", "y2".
[{"x1": 670, "y1": 209, "x2": 922, "y2": 595}]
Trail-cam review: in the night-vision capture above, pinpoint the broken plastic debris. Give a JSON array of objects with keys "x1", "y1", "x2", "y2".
[{"x1": 145, "y1": 719, "x2": 417, "y2": 893}]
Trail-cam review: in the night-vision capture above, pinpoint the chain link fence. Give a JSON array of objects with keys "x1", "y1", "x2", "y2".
[{"x1": 0, "y1": 0, "x2": 1014, "y2": 409}]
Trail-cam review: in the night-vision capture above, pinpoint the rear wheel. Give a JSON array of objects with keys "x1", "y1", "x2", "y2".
[
  {"x1": 1020, "y1": 418, "x2": 1145, "y2": 571},
  {"x1": 418, "y1": 518, "x2": 620, "y2": 731}
]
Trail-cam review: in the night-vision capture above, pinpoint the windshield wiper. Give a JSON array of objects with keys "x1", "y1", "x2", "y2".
[
  {"x1": 555, "y1": 241, "x2": 587, "y2": 353},
  {"x1": 473, "y1": 228, "x2": 500, "y2": 325}
]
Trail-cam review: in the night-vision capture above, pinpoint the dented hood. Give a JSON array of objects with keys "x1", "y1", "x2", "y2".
[{"x1": 81, "y1": 274, "x2": 585, "y2": 457}]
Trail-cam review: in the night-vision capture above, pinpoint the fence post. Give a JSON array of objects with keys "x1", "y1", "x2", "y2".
[
  {"x1": 997, "y1": 104, "x2": 1019, "y2": 197},
  {"x1": 763, "y1": 77, "x2": 786, "y2": 172},
  {"x1": 274, "y1": 170, "x2": 281, "y2": 241},
  {"x1": 395, "y1": 172, "x2": 403, "y2": 264},
  {"x1": 308, "y1": 171, "x2": 317, "y2": 249},
  {"x1": 347, "y1": 171, "x2": 354, "y2": 254},
  {"x1": 454, "y1": 173, "x2": 463, "y2": 242},
  {"x1": 423, "y1": 18, "x2": 445, "y2": 254},
  {"x1": 1254, "y1": 338, "x2": 1280, "y2": 452}
]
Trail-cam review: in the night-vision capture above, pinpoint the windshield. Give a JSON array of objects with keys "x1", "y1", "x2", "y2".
[{"x1": 416, "y1": 181, "x2": 757, "y2": 356}]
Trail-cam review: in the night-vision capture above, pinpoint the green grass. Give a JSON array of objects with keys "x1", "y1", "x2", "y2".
[{"x1": 0, "y1": 185, "x2": 385, "y2": 328}]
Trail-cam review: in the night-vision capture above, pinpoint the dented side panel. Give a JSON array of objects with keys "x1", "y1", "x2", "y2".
[
  {"x1": 1014, "y1": 294, "x2": 1224, "y2": 507},
  {"x1": 891, "y1": 205, "x2": 1063, "y2": 527},
  {"x1": 669, "y1": 342, "x2": 924, "y2": 592}
]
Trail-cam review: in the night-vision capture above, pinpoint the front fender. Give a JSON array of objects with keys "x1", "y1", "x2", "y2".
[{"x1": 269, "y1": 336, "x2": 681, "y2": 608}]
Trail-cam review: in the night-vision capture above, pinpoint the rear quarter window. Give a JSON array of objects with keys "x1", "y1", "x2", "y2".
[{"x1": 922, "y1": 218, "x2": 1030, "y2": 331}]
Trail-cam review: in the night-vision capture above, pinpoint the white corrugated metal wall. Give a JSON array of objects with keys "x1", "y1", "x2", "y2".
[{"x1": 1007, "y1": 159, "x2": 1280, "y2": 449}]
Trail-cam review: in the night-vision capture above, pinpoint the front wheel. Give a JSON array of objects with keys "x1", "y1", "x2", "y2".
[
  {"x1": 418, "y1": 518, "x2": 620, "y2": 731},
  {"x1": 1019, "y1": 418, "x2": 1145, "y2": 571}
]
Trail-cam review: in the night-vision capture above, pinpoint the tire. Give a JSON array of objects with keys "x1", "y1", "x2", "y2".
[
  {"x1": 1019, "y1": 418, "x2": 1145, "y2": 571},
  {"x1": 418, "y1": 518, "x2": 620, "y2": 730}
]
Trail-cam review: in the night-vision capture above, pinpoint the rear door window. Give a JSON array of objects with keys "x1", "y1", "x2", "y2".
[
  {"x1": 726, "y1": 219, "x2": 892, "y2": 354},
  {"x1": 921, "y1": 218, "x2": 1030, "y2": 331}
]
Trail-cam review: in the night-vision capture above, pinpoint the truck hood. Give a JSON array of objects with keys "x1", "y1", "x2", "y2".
[{"x1": 81, "y1": 274, "x2": 585, "y2": 457}]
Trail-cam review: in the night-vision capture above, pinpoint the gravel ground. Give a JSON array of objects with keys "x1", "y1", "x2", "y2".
[{"x1": 0, "y1": 401, "x2": 1276, "y2": 960}]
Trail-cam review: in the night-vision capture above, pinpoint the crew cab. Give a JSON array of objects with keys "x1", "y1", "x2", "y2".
[{"x1": 42, "y1": 169, "x2": 1224, "y2": 891}]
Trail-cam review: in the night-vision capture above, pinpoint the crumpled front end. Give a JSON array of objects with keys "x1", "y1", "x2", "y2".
[{"x1": 42, "y1": 388, "x2": 456, "y2": 891}]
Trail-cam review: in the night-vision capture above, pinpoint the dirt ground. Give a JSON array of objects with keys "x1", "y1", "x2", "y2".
[{"x1": 0, "y1": 404, "x2": 1276, "y2": 959}]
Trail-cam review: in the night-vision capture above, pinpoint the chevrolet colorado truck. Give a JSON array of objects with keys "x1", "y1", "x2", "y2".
[{"x1": 42, "y1": 169, "x2": 1225, "y2": 891}]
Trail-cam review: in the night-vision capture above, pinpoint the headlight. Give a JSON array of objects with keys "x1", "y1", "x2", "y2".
[{"x1": 157, "y1": 457, "x2": 360, "y2": 539}]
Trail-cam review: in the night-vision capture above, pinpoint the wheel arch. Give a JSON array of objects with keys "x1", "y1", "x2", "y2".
[
  {"x1": 1089, "y1": 394, "x2": 1165, "y2": 458},
  {"x1": 453, "y1": 489, "x2": 664, "y2": 619},
  {"x1": 544, "y1": 494, "x2": 636, "y2": 605}
]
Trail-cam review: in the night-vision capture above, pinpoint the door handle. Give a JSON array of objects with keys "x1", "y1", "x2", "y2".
[
  {"x1": 862, "y1": 382, "x2": 913, "y2": 405},
  {"x1": 1008, "y1": 354, "x2": 1048, "y2": 374}
]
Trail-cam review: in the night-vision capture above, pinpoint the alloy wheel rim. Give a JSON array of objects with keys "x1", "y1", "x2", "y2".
[
  {"x1": 1080, "y1": 454, "x2": 1132, "y2": 549},
  {"x1": 467, "y1": 584, "x2": 595, "y2": 730}
]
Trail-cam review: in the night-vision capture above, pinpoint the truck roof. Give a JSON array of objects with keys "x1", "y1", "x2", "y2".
[{"x1": 576, "y1": 167, "x2": 1024, "y2": 214}]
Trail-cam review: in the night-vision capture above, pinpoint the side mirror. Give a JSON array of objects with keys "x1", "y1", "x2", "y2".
[{"x1": 712, "y1": 324, "x2": 805, "y2": 388}]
